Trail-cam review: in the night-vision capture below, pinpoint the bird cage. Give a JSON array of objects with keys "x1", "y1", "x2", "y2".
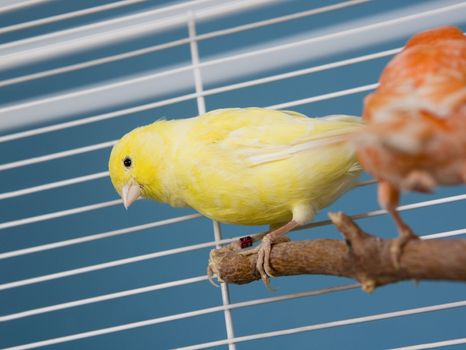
[{"x1": 0, "y1": 1, "x2": 465, "y2": 349}]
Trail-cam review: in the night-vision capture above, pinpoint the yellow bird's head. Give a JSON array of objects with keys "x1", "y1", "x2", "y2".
[{"x1": 108, "y1": 123, "x2": 167, "y2": 209}]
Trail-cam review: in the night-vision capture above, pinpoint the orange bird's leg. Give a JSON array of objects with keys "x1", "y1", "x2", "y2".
[{"x1": 378, "y1": 181, "x2": 419, "y2": 268}]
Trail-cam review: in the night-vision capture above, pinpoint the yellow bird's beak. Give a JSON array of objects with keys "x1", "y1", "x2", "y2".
[{"x1": 121, "y1": 180, "x2": 141, "y2": 209}]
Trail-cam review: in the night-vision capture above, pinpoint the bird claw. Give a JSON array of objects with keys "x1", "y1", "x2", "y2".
[
  {"x1": 256, "y1": 236, "x2": 276, "y2": 291},
  {"x1": 232, "y1": 223, "x2": 293, "y2": 290},
  {"x1": 207, "y1": 264, "x2": 220, "y2": 287},
  {"x1": 390, "y1": 240, "x2": 402, "y2": 269},
  {"x1": 390, "y1": 227, "x2": 418, "y2": 269},
  {"x1": 249, "y1": 235, "x2": 290, "y2": 290}
]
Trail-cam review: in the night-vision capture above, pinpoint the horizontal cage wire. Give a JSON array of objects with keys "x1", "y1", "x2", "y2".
[
  {"x1": 389, "y1": 338, "x2": 466, "y2": 350},
  {"x1": 0, "y1": 227, "x2": 464, "y2": 324},
  {"x1": 0, "y1": 191, "x2": 465, "y2": 254},
  {"x1": 1, "y1": 1, "x2": 465, "y2": 141},
  {"x1": 0, "y1": 1, "x2": 465, "y2": 350},
  {"x1": 0, "y1": 0, "x2": 49, "y2": 15}
]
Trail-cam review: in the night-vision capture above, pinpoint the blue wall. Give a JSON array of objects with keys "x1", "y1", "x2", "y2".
[{"x1": 0, "y1": 1, "x2": 465, "y2": 349}]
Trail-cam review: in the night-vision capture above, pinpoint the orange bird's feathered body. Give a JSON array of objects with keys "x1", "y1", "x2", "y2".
[{"x1": 356, "y1": 26, "x2": 466, "y2": 264}]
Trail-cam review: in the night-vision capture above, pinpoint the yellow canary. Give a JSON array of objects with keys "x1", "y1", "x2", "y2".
[{"x1": 109, "y1": 108, "x2": 363, "y2": 287}]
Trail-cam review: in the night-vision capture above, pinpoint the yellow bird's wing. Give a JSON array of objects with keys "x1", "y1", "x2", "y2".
[
  {"x1": 177, "y1": 108, "x2": 363, "y2": 225},
  {"x1": 192, "y1": 108, "x2": 363, "y2": 166},
  {"x1": 247, "y1": 113, "x2": 363, "y2": 166}
]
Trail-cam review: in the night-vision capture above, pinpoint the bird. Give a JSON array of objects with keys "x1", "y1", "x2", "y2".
[
  {"x1": 355, "y1": 26, "x2": 466, "y2": 266},
  {"x1": 108, "y1": 107, "x2": 364, "y2": 288}
]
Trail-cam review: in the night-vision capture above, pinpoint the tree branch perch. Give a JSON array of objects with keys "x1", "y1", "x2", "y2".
[{"x1": 208, "y1": 213, "x2": 466, "y2": 292}]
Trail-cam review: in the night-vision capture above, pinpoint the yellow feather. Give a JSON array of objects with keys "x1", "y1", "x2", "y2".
[{"x1": 109, "y1": 108, "x2": 364, "y2": 226}]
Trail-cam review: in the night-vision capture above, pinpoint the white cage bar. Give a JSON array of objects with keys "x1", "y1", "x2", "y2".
[{"x1": 0, "y1": 1, "x2": 465, "y2": 350}]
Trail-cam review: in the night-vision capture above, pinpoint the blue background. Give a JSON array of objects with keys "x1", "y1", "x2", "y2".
[{"x1": 0, "y1": 1, "x2": 465, "y2": 349}]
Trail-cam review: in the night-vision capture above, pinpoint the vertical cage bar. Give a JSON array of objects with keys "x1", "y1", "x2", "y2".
[
  {"x1": 187, "y1": 11, "x2": 237, "y2": 350},
  {"x1": 188, "y1": 11, "x2": 206, "y2": 115}
]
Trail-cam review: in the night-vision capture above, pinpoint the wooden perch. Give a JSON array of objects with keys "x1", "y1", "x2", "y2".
[{"x1": 208, "y1": 212, "x2": 466, "y2": 292}]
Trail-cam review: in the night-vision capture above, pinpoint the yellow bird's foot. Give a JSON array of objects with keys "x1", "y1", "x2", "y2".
[
  {"x1": 207, "y1": 264, "x2": 220, "y2": 288},
  {"x1": 228, "y1": 221, "x2": 297, "y2": 289},
  {"x1": 238, "y1": 221, "x2": 296, "y2": 290},
  {"x1": 255, "y1": 235, "x2": 290, "y2": 290},
  {"x1": 391, "y1": 225, "x2": 419, "y2": 269}
]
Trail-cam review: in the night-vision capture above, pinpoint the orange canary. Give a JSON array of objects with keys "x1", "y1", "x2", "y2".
[{"x1": 356, "y1": 26, "x2": 466, "y2": 264}]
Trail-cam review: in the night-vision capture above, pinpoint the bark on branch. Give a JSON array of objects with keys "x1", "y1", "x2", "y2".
[{"x1": 208, "y1": 213, "x2": 466, "y2": 292}]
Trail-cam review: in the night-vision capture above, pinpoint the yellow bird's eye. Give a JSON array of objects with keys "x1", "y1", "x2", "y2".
[{"x1": 123, "y1": 157, "x2": 132, "y2": 168}]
